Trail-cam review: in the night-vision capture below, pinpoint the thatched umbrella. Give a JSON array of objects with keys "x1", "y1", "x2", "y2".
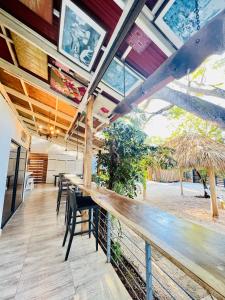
[{"x1": 168, "y1": 134, "x2": 225, "y2": 217}]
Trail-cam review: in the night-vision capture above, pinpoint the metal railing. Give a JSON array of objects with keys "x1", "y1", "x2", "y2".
[{"x1": 94, "y1": 208, "x2": 214, "y2": 300}]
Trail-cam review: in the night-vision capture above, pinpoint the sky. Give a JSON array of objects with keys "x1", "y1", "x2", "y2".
[
  {"x1": 139, "y1": 53, "x2": 225, "y2": 139},
  {"x1": 139, "y1": 98, "x2": 178, "y2": 138}
]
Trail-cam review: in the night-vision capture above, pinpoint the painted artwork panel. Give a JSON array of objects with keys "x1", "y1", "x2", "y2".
[
  {"x1": 59, "y1": 0, "x2": 106, "y2": 72},
  {"x1": 50, "y1": 67, "x2": 86, "y2": 104},
  {"x1": 102, "y1": 58, "x2": 142, "y2": 96},
  {"x1": 19, "y1": 0, "x2": 53, "y2": 24},
  {"x1": 126, "y1": 25, "x2": 151, "y2": 54},
  {"x1": 156, "y1": 0, "x2": 225, "y2": 47}
]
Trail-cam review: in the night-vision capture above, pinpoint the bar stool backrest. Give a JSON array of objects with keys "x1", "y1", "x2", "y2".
[{"x1": 68, "y1": 186, "x2": 78, "y2": 212}]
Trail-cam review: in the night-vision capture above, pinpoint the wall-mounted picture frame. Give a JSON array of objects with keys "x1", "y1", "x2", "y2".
[
  {"x1": 155, "y1": 0, "x2": 224, "y2": 48},
  {"x1": 58, "y1": 0, "x2": 106, "y2": 72},
  {"x1": 102, "y1": 58, "x2": 143, "y2": 96}
]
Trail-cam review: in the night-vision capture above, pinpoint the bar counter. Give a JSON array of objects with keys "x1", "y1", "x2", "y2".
[{"x1": 65, "y1": 174, "x2": 225, "y2": 299}]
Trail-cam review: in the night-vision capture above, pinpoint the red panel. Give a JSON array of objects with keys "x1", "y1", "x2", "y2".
[
  {"x1": 127, "y1": 43, "x2": 167, "y2": 77},
  {"x1": 0, "y1": 37, "x2": 13, "y2": 63}
]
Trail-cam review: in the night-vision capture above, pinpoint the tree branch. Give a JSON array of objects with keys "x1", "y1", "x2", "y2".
[
  {"x1": 152, "y1": 86, "x2": 225, "y2": 128},
  {"x1": 174, "y1": 81, "x2": 225, "y2": 99}
]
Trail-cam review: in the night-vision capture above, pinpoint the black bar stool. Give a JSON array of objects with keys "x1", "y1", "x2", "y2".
[
  {"x1": 56, "y1": 174, "x2": 71, "y2": 215},
  {"x1": 62, "y1": 187, "x2": 99, "y2": 261}
]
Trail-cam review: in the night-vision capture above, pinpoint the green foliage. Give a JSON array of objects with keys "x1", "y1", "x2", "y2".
[
  {"x1": 111, "y1": 241, "x2": 122, "y2": 263},
  {"x1": 97, "y1": 120, "x2": 148, "y2": 198},
  {"x1": 141, "y1": 146, "x2": 176, "y2": 172},
  {"x1": 167, "y1": 106, "x2": 223, "y2": 142}
]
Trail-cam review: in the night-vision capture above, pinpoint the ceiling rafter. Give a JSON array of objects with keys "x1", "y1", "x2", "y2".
[
  {"x1": 3, "y1": 85, "x2": 74, "y2": 121},
  {"x1": 0, "y1": 82, "x2": 29, "y2": 135},
  {"x1": 13, "y1": 104, "x2": 68, "y2": 130},
  {"x1": 0, "y1": 24, "x2": 18, "y2": 66}
]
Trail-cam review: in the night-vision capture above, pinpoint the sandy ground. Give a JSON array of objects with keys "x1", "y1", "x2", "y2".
[{"x1": 137, "y1": 181, "x2": 225, "y2": 234}]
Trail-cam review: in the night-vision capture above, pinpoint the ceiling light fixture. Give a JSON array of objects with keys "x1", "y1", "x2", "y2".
[{"x1": 37, "y1": 112, "x2": 60, "y2": 140}]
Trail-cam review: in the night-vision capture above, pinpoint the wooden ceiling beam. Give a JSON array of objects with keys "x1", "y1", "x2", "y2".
[
  {"x1": 0, "y1": 24, "x2": 18, "y2": 66},
  {"x1": 18, "y1": 107, "x2": 91, "y2": 142},
  {"x1": 14, "y1": 103, "x2": 69, "y2": 130},
  {"x1": 0, "y1": 58, "x2": 79, "y2": 108},
  {"x1": 3, "y1": 85, "x2": 74, "y2": 122}
]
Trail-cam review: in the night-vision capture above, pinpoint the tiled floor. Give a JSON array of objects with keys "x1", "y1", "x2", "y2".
[{"x1": 0, "y1": 184, "x2": 130, "y2": 300}]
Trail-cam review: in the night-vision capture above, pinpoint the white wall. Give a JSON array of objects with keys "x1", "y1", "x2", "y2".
[
  {"x1": 30, "y1": 136, "x2": 84, "y2": 183},
  {"x1": 0, "y1": 95, "x2": 30, "y2": 226}
]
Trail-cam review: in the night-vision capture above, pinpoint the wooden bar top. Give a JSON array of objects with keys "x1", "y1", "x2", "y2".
[{"x1": 65, "y1": 174, "x2": 225, "y2": 299}]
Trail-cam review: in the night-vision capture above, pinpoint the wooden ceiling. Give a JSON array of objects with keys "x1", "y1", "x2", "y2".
[{"x1": 0, "y1": 0, "x2": 176, "y2": 151}]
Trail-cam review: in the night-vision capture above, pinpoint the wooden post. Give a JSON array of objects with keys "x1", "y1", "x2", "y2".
[
  {"x1": 208, "y1": 167, "x2": 219, "y2": 218},
  {"x1": 179, "y1": 168, "x2": 184, "y2": 196},
  {"x1": 82, "y1": 96, "x2": 94, "y2": 231}
]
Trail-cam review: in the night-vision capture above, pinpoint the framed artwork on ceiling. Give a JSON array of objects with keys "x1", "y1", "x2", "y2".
[
  {"x1": 50, "y1": 67, "x2": 86, "y2": 104},
  {"x1": 58, "y1": 0, "x2": 106, "y2": 72},
  {"x1": 155, "y1": 0, "x2": 225, "y2": 48},
  {"x1": 102, "y1": 58, "x2": 143, "y2": 96}
]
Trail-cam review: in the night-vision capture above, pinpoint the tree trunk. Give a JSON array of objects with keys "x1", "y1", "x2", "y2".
[
  {"x1": 179, "y1": 168, "x2": 184, "y2": 196},
  {"x1": 194, "y1": 169, "x2": 210, "y2": 198},
  {"x1": 208, "y1": 167, "x2": 219, "y2": 218}
]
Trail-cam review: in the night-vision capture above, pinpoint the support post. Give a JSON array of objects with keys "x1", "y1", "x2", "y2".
[
  {"x1": 179, "y1": 168, "x2": 184, "y2": 196},
  {"x1": 208, "y1": 167, "x2": 219, "y2": 218},
  {"x1": 82, "y1": 96, "x2": 94, "y2": 231},
  {"x1": 145, "y1": 241, "x2": 153, "y2": 300},
  {"x1": 106, "y1": 212, "x2": 111, "y2": 263}
]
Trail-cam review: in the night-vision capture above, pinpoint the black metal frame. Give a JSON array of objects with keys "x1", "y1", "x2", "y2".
[{"x1": 1, "y1": 139, "x2": 27, "y2": 228}]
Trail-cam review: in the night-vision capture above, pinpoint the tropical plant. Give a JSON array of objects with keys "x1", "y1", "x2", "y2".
[
  {"x1": 167, "y1": 106, "x2": 223, "y2": 142},
  {"x1": 97, "y1": 120, "x2": 148, "y2": 198}
]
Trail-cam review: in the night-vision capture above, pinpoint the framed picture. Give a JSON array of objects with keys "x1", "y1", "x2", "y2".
[
  {"x1": 59, "y1": 0, "x2": 106, "y2": 72},
  {"x1": 155, "y1": 0, "x2": 225, "y2": 48},
  {"x1": 50, "y1": 67, "x2": 86, "y2": 103},
  {"x1": 102, "y1": 58, "x2": 143, "y2": 96}
]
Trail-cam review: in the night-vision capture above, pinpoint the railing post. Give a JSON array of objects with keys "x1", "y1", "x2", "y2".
[
  {"x1": 107, "y1": 212, "x2": 111, "y2": 263},
  {"x1": 145, "y1": 241, "x2": 153, "y2": 300}
]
